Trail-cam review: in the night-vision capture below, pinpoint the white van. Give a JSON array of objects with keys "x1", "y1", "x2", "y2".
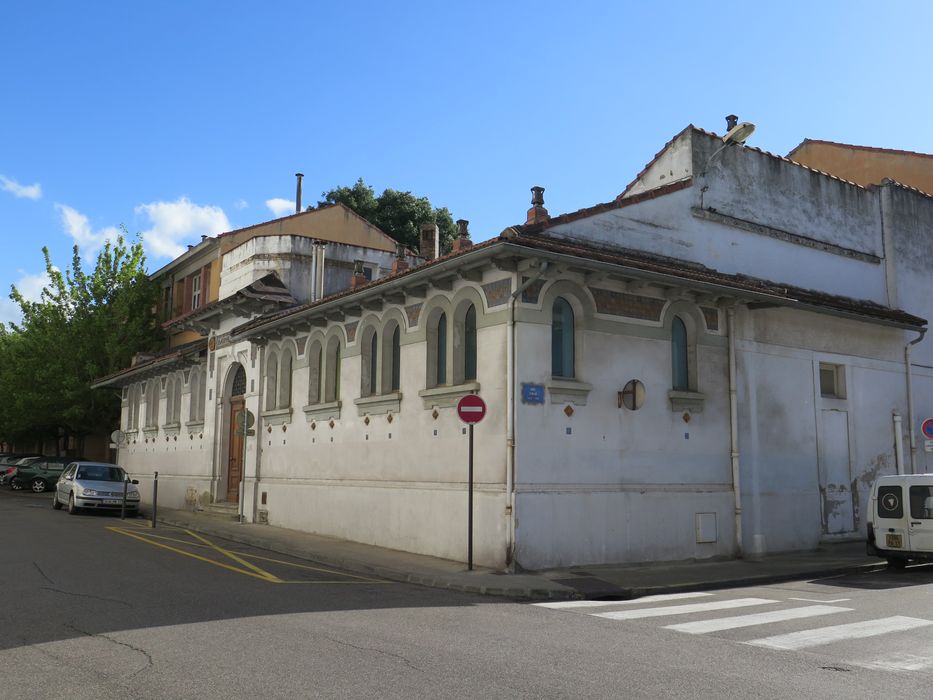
[{"x1": 867, "y1": 474, "x2": 933, "y2": 568}]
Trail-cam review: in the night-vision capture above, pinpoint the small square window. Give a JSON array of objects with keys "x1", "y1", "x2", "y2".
[{"x1": 819, "y1": 363, "x2": 846, "y2": 399}]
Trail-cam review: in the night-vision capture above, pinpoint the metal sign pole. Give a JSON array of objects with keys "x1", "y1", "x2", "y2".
[
  {"x1": 468, "y1": 423, "x2": 474, "y2": 571},
  {"x1": 151, "y1": 471, "x2": 158, "y2": 529}
]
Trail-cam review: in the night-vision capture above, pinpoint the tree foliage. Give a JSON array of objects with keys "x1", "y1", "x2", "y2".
[
  {"x1": 0, "y1": 232, "x2": 163, "y2": 446},
  {"x1": 319, "y1": 178, "x2": 457, "y2": 254}
]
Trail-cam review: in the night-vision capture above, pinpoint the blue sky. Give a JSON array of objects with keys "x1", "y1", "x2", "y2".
[{"x1": 1, "y1": 1, "x2": 931, "y2": 323}]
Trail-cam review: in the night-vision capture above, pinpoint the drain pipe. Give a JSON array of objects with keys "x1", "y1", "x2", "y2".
[
  {"x1": 906, "y1": 328, "x2": 927, "y2": 474},
  {"x1": 506, "y1": 260, "x2": 549, "y2": 568},
  {"x1": 893, "y1": 412, "x2": 905, "y2": 475},
  {"x1": 727, "y1": 306, "x2": 743, "y2": 558}
]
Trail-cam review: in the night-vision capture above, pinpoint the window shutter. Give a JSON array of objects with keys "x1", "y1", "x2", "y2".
[
  {"x1": 183, "y1": 275, "x2": 193, "y2": 313},
  {"x1": 201, "y1": 264, "x2": 211, "y2": 305}
]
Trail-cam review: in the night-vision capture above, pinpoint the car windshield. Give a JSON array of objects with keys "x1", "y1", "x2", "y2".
[{"x1": 75, "y1": 466, "x2": 125, "y2": 482}]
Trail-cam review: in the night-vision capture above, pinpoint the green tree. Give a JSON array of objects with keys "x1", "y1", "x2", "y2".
[
  {"x1": 319, "y1": 178, "x2": 458, "y2": 254},
  {"x1": 0, "y1": 231, "x2": 163, "y2": 450}
]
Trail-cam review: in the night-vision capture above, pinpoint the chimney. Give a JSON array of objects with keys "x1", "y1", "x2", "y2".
[
  {"x1": 391, "y1": 242, "x2": 409, "y2": 274},
  {"x1": 452, "y1": 219, "x2": 473, "y2": 253},
  {"x1": 351, "y1": 259, "x2": 367, "y2": 289},
  {"x1": 725, "y1": 115, "x2": 738, "y2": 132},
  {"x1": 420, "y1": 222, "x2": 440, "y2": 260},
  {"x1": 525, "y1": 186, "x2": 550, "y2": 225},
  {"x1": 295, "y1": 172, "x2": 304, "y2": 213}
]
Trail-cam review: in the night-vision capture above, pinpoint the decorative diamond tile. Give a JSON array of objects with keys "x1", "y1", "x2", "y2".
[
  {"x1": 564, "y1": 405, "x2": 574, "y2": 417},
  {"x1": 364, "y1": 416, "x2": 371, "y2": 426},
  {"x1": 329, "y1": 419, "x2": 335, "y2": 429},
  {"x1": 432, "y1": 408, "x2": 439, "y2": 420},
  {"x1": 282, "y1": 424, "x2": 287, "y2": 432},
  {"x1": 311, "y1": 421, "x2": 316, "y2": 431},
  {"x1": 387, "y1": 413, "x2": 393, "y2": 424},
  {"x1": 683, "y1": 412, "x2": 691, "y2": 423}
]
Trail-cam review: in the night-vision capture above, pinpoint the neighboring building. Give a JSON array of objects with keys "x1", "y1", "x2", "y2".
[
  {"x1": 788, "y1": 139, "x2": 933, "y2": 194},
  {"x1": 96, "y1": 125, "x2": 933, "y2": 571}
]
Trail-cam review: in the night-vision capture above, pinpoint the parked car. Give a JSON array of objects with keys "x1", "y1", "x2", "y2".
[
  {"x1": 10, "y1": 457, "x2": 76, "y2": 493},
  {"x1": 52, "y1": 462, "x2": 140, "y2": 515},
  {"x1": 0, "y1": 454, "x2": 41, "y2": 486}
]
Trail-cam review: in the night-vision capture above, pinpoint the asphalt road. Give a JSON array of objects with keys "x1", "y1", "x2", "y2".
[{"x1": 4, "y1": 488, "x2": 933, "y2": 699}]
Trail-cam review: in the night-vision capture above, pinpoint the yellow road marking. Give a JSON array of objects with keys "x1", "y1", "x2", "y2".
[
  {"x1": 107, "y1": 527, "x2": 279, "y2": 583},
  {"x1": 107, "y1": 525, "x2": 392, "y2": 585},
  {"x1": 184, "y1": 529, "x2": 283, "y2": 583}
]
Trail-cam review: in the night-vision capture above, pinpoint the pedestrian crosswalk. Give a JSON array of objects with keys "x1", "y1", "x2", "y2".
[{"x1": 532, "y1": 591, "x2": 933, "y2": 671}]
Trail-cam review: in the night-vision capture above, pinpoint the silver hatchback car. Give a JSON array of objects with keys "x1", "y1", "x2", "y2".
[{"x1": 52, "y1": 461, "x2": 141, "y2": 515}]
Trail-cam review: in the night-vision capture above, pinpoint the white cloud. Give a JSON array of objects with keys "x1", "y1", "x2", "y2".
[
  {"x1": 55, "y1": 203, "x2": 122, "y2": 255},
  {"x1": 0, "y1": 269, "x2": 56, "y2": 327},
  {"x1": 135, "y1": 197, "x2": 231, "y2": 260},
  {"x1": 0, "y1": 175, "x2": 42, "y2": 200},
  {"x1": 265, "y1": 198, "x2": 296, "y2": 217},
  {"x1": 234, "y1": 199, "x2": 249, "y2": 210}
]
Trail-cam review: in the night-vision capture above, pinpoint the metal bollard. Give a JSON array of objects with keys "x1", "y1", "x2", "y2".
[
  {"x1": 121, "y1": 478, "x2": 128, "y2": 520},
  {"x1": 151, "y1": 471, "x2": 158, "y2": 529}
]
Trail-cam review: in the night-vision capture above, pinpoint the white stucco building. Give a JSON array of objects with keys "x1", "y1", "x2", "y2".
[{"x1": 96, "y1": 124, "x2": 933, "y2": 571}]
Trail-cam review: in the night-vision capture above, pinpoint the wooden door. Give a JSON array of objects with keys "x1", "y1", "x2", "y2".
[{"x1": 227, "y1": 397, "x2": 245, "y2": 503}]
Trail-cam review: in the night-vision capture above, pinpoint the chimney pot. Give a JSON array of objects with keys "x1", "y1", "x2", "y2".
[
  {"x1": 392, "y1": 243, "x2": 409, "y2": 274},
  {"x1": 419, "y1": 223, "x2": 440, "y2": 261},
  {"x1": 725, "y1": 114, "x2": 738, "y2": 131},
  {"x1": 351, "y1": 259, "x2": 367, "y2": 289},
  {"x1": 452, "y1": 219, "x2": 473, "y2": 253},
  {"x1": 295, "y1": 173, "x2": 304, "y2": 214},
  {"x1": 525, "y1": 185, "x2": 550, "y2": 225}
]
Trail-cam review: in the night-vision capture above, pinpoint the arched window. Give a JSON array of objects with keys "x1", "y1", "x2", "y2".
[
  {"x1": 189, "y1": 367, "x2": 206, "y2": 421},
  {"x1": 145, "y1": 379, "x2": 160, "y2": 428},
  {"x1": 324, "y1": 336, "x2": 342, "y2": 403},
  {"x1": 265, "y1": 350, "x2": 278, "y2": 411},
  {"x1": 231, "y1": 365, "x2": 247, "y2": 397},
  {"x1": 307, "y1": 340, "x2": 323, "y2": 404},
  {"x1": 436, "y1": 312, "x2": 447, "y2": 386},
  {"x1": 171, "y1": 375, "x2": 182, "y2": 423},
  {"x1": 278, "y1": 350, "x2": 293, "y2": 408},
  {"x1": 551, "y1": 296, "x2": 575, "y2": 378},
  {"x1": 129, "y1": 384, "x2": 141, "y2": 430},
  {"x1": 360, "y1": 327, "x2": 378, "y2": 398},
  {"x1": 672, "y1": 315, "x2": 689, "y2": 391},
  {"x1": 391, "y1": 325, "x2": 401, "y2": 391},
  {"x1": 369, "y1": 333, "x2": 378, "y2": 395},
  {"x1": 464, "y1": 304, "x2": 477, "y2": 381}
]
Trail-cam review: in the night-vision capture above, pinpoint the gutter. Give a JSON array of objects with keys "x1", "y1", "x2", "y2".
[
  {"x1": 505, "y1": 258, "x2": 549, "y2": 569},
  {"x1": 727, "y1": 306, "x2": 742, "y2": 558},
  {"x1": 906, "y1": 328, "x2": 928, "y2": 473}
]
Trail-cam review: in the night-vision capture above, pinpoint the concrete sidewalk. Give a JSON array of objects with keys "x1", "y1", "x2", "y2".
[{"x1": 154, "y1": 507, "x2": 887, "y2": 601}]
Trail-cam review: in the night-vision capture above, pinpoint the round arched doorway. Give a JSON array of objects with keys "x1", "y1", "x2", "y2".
[{"x1": 225, "y1": 364, "x2": 247, "y2": 503}]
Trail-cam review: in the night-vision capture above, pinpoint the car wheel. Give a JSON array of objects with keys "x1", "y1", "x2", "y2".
[
  {"x1": 51, "y1": 492, "x2": 62, "y2": 510},
  {"x1": 67, "y1": 493, "x2": 79, "y2": 515},
  {"x1": 10, "y1": 478, "x2": 22, "y2": 491},
  {"x1": 31, "y1": 478, "x2": 47, "y2": 493}
]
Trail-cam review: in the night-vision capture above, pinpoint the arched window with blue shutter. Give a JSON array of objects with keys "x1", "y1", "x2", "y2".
[{"x1": 551, "y1": 297, "x2": 574, "y2": 378}]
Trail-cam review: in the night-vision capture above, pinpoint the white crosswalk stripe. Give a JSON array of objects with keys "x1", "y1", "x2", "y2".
[
  {"x1": 664, "y1": 605, "x2": 851, "y2": 634},
  {"x1": 534, "y1": 592, "x2": 712, "y2": 610},
  {"x1": 593, "y1": 597, "x2": 776, "y2": 621},
  {"x1": 860, "y1": 651, "x2": 933, "y2": 672},
  {"x1": 746, "y1": 616, "x2": 933, "y2": 651}
]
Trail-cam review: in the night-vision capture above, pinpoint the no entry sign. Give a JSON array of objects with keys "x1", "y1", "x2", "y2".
[{"x1": 457, "y1": 394, "x2": 486, "y2": 424}]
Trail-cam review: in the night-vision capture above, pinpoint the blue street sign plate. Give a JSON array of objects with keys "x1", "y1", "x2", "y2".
[{"x1": 521, "y1": 383, "x2": 545, "y2": 405}]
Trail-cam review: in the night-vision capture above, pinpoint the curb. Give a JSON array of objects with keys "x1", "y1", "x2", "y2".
[
  {"x1": 156, "y1": 514, "x2": 579, "y2": 601},
  {"x1": 156, "y1": 514, "x2": 886, "y2": 602}
]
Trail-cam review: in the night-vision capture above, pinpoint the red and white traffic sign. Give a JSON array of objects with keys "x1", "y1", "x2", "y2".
[{"x1": 457, "y1": 394, "x2": 486, "y2": 424}]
